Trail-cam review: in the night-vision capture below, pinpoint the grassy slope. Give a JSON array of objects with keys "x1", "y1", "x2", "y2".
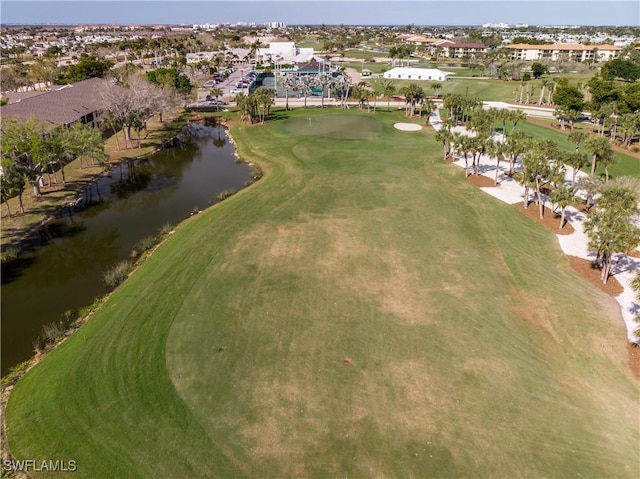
[{"x1": 6, "y1": 109, "x2": 639, "y2": 478}]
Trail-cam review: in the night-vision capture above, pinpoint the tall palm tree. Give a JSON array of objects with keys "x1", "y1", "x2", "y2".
[
  {"x1": 510, "y1": 110, "x2": 527, "y2": 135},
  {"x1": 537, "y1": 78, "x2": 549, "y2": 105},
  {"x1": 422, "y1": 98, "x2": 436, "y2": 125},
  {"x1": 487, "y1": 139, "x2": 509, "y2": 185},
  {"x1": 585, "y1": 136, "x2": 614, "y2": 177},
  {"x1": 435, "y1": 127, "x2": 454, "y2": 161},
  {"x1": 550, "y1": 185, "x2": 577, "y2": 230},
  {"x1": 504, "y1": 129, "x2": 530, "y2": 176},
  {"x1": 430, "y1": 82, "x2": 442, "y2": 98}
]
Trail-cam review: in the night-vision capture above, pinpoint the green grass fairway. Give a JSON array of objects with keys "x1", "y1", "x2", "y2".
[
  {"x1": 282, "y1": 113, "x2": 382, "y2": 139},
  {"x1": 6, "y1": 109, "x2": 639, "y2": 478}
]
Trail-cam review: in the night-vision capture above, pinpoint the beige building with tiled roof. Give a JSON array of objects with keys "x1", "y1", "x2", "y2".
[
  {"x1": 428, "y1": 40, "x2": 487, "y2": 59},
  {"x1": 506, "y1": 43, "x2": 622, "y2": 63}
]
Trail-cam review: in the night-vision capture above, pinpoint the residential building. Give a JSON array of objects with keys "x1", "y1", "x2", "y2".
[
  {"x1": 505, "y1": 43, "x2": 623, "y2": 62},
  {"x1": 1, "y1": 77, "x2": 111, "y2": 130},
  {"x1": 429, "y1": 40, "x2": 487, "y2": 59}
]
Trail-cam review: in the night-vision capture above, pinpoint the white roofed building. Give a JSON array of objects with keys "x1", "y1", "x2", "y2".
[
  {"x1": 383, "y1": 67, "x2": 451, "y2": 81},
  {"x1": 255, "y1": 41, "x2": 315, "y2": 65}
]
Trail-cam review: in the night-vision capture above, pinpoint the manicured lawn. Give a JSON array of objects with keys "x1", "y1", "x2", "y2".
[
  {"x1": 343, "y1": 48, "x2": 389, "y2": 60},
  {"x1": 6, "y1": 108, "x2": 639, "y2": 478},
  {"x1": 514, "y1": 120, "x2": 640, "y2": 179}
]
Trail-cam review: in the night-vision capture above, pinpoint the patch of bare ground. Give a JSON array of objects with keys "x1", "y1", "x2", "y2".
[
  {"x1": 240, "y1": 380, "x2": 326, "y2": 475},
  {"x1": 511, "y1": 203, "x2": 575, "y2": 235},
  {"x1": 628, "y1": 344, "x2": 640, "y2": 380},
  {"x1": 444, "y1": 155, "x2": 456, "y2": 163},
  {"x1": 566, "y1": 256, "x2": 624, "y2": 297},
  {"x1": 466, "y1": 174, "x2": 497, "y2": 188}
]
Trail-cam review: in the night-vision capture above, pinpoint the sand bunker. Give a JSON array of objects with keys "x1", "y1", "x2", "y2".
[{"x1": 394, "y1": 123, "x2": 422, "y2": 131}]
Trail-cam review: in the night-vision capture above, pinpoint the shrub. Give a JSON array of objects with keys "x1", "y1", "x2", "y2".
[
  {"x1": 103, "y1": 260, "x2": 132, "y2": 287},
  {"x1": 135, "y1": 235, "x2": 156, "y2": 253},
  {"x1": 157, "y1": 222, "x2": 174, "y2": 238},
  {"x1": 217, "y1": 189, "x2": 237, "y2": 201}
]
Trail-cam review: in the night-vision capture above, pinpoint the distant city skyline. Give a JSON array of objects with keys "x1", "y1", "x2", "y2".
[{"x1": 1, "y1": 1, "x2": 639, "y2": 26}]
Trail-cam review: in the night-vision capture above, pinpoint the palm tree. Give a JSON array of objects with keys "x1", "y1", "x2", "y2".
[
  {"x1": 209, "y1": 87, "x2": 223, "y2": 101},
  {"x1": 422, "y1": 98, "x2": 436, "y2": 125},
  {"x1": 568, "y1": 130, "x2": 587, "y2": 151},
  {"x1": 563, "y1": 150, "x2": 589, "y2": 185},
  {"x1": 537, "y1": 78, "x2": 549, "y2": 105},
  {"x1": 487, "y1": 139, "x2": 509, "y2": 185},
  {"x1": 504, "y1": 129, "x2": 530, "y2": 176},
  {"x1": 584, "y1": 208, "x2": 640, "y2": 284},
  {"x1": 430, "y1": 82, "x2": 442, "y2": 98},
  {"x1": 435, "y1": 127, "x2": 454, "y2": 161},
  {"x1": 550, "y1": 185, "x2": 576, "y2": 230},
  {"x1": 381, "y1": 79, "x2": 396, "y2": 112},
  {"x1": 585, "y1": 136, "x2": 614, "y2": 177},
  {"x1": 619, "y1": 113, "x2": 640, "y2": 147},
  {"x1": 576, "y1": 174, "x2": 603, "y2": 211},
  {"x1": 510, "y1": 110, "x2": 527, "y2": 135},
  {"x1": 399, "y1": 83, "x2": 425, "y2": 118},
  {"x1": 452, "y1": 132, "x2": 473, "y2": 176}
]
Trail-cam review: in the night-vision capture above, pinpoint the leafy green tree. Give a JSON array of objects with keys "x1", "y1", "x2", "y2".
[
  {"x1": 0, "y1": 163, "x2": 27, "y2": 216},
  {"x1": 601, "y1": 58, "x2": 640, "y2": 82},
  {"x1": 58, "y1": 55, "x2": 114, "y2": 84},
  {"x1": 531, "y1": 62, "x2": 548, "y2": 79},
  {"x1": 552, "y1": 78, "x2": 584, "y2": 128}
]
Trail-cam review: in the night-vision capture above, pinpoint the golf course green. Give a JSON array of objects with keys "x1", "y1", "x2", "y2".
[{"x1": 5, "y1": 109, "x2": 639, "y2": 478}]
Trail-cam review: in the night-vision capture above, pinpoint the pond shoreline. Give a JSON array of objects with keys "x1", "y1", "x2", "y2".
[{"x1": 0, "y1": 117, "x2": 262, "y2": 472}]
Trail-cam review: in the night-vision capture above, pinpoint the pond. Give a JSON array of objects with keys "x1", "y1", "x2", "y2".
[{"x1": 1, "y1": 122, "x2": 252, "y2": 376}]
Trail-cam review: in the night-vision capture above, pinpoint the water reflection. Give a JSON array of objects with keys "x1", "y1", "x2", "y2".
[{"x1": 1, "y1": 124, "x2": 250, "y2": 375}]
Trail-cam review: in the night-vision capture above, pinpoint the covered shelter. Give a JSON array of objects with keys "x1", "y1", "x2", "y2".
[{"x1": 383, "y1": 67, "x2": 451, "y2": 81}]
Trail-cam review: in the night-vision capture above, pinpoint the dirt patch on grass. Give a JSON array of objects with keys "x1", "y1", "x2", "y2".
[
  {"x1": 467, "y1": 174, "x2": 496, "y2": 188},
  {"x1": 628, "y1": 344, "x2": 640, "y2": 380},
  {"x1": 566, "y1": 256, "x2": 624, "y2": 296},
  {"x1": 512, "y1": 203, "x2": 575, "y2": 235},
  {"x1": 240, "y1": 380, "x2": 326, "y2": 475},
  {"x1": 351, "y1": 360, "x2": 447, "y2": 435}
]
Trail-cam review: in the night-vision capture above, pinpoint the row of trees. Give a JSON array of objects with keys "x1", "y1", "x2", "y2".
[
  {"x1": 1, "y1": 66, "x2": 194, "y2": 217},
  {"x1": 434, "y1": 105, "x2": 638, "y2": 284},
  {"x1": 1, "y1": 120, "x2": 106, "y2": 216}
]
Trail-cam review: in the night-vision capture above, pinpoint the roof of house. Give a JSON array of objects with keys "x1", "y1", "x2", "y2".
[
  {"x1": 506, "y1": 43, "x2": 623, "y2": 51},
  {"x1": 431, "y1": 40, "x2": 486, "y2": 49},
  {"x1": 383, "y1": 67, "x2": 451, "y2": 77},
  {"x1": 295, "y1": 59, "x2": 331, "y2": 73},
  {"x1": 1, "y1": 77, "x2": 111, "y2": 127}
]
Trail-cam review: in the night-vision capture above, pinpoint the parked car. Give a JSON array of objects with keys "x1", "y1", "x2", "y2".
[
  {"x1": 209, "y1": 99, "x2": 228, "y2": 105},
  {"x1": 230, "y1": 89, "x2": 242, "y2": 94},
  {"x1": 205, "y1": 95, "x2": 212, "y2": 101}
]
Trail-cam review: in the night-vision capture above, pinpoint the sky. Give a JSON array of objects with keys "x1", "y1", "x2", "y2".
[{"x1": 1, "y1": 0, "x2": 639, "y2": 26}]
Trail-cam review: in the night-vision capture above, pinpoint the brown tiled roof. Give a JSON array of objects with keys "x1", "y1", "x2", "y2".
[
  {"x1": 506, "y1": 43, "x2": 623, "y2": 51},
  {"x1": 1, "y1": 77, "x2": 111, "y2": 127}
]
